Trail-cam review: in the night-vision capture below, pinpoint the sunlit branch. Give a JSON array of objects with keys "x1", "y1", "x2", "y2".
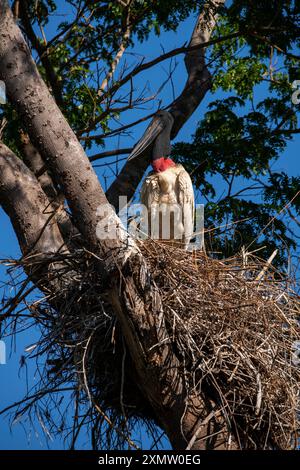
[{"x1": 89, "y1": 147, "x2": 132, "y2": 162}]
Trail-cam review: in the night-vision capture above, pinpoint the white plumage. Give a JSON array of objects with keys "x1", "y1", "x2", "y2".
[
  {"x1": 127, "y1": 109, "x2": 195, "y2": 248},
  {"x1": 140, "y1": 164, "x2": 194, "y2": 248}
]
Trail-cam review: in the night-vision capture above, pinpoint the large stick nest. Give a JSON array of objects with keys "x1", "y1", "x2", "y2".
[
  {"x1": 0, "y1": 241, "x2": 299, "y2": 449},
  {"x1": 141, "y1": 241, "x2": 300, "y2": 449}
]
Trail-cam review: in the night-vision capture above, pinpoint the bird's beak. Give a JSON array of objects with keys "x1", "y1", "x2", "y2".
[{"x1": 127, "y1": 115, "x2": 165, "y2": 161}]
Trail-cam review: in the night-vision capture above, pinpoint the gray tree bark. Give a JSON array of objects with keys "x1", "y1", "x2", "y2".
[{"x1": 0, "y1": 140, "x2": 65, "y2": 257}]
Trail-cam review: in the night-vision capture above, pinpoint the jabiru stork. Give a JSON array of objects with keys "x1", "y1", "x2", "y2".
[{"x1": 128, "y1": 110, "x2": 194, "y2": 248}]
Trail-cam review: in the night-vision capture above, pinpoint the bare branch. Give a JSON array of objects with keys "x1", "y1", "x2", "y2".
[
  {"x1": 100, "y1": 29, "x2": 240, "y2": 106},
  {"x1": 79, "y1": 110, "x2": 156, "y2": 142},
  {"x1": 78, "y1": 31, "x2": 238, "y2": 139},
  {"x1": 98, "y1": 0, "x2": 134, "y2": 94},
  {"x1": 273, "y1": 128, "x2": 300, "y2": 135},
  {"x1": 89, "y1": 147, "x2": 132, "y2": 162}
]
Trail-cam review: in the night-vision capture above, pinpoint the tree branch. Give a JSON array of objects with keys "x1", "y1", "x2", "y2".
[
  {"x1": 78, "y1": 30, "x2": 240, "y2": 140},
  {"x1": 18, "y1": 131, "x2": 78, "y2": 245},
  {"x1": 98, "y1": 0, "x2": 134, "y2": 94},
  {"x1": 170, "y1": 0, "x2": 226, "y2": 138},
  {"x1": 89, "y1": 147, "x2": 132, "y2": 162},
  {"x1": 99, "y1": 29, "x2": 239, "y2": 105},
  {"x1": 18, "y1": 0, "x2": 64, "y2": 106},
  {"x1": 79, "y1": 110, "x2": 156, "y2": 142},
  {"x1": 19, "y1": 130, "x2": 58, "y2": 200},
  {"x1": 273, "y1": 128, "x2": 300, "y2": 135},
  {"x1": 249, "y1": 32, "x2": 300, "y2": 61},
  {"x1": 0, "y1": 140, "x2": 65, "y2": 257}
]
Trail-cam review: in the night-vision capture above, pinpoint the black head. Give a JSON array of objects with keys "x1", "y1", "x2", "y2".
[{"x1": 127, "y1": 110, "x2": 174, "y2": 161}]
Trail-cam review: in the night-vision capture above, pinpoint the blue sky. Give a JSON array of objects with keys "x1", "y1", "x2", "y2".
[{"x1": 0, "y1": 3, "x2": 299, "y2": 450}]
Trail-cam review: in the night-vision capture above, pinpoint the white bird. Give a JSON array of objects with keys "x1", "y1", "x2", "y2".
[{"x1": 128, "y1": 110, "x2": 194, "y2": 248}]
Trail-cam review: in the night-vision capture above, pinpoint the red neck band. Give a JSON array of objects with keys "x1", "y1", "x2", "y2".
[{"x1": 151, "y1": 157, "x2": 176, "y2": 173}]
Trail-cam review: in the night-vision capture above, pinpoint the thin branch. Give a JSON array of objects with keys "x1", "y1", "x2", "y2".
[
  {"x1": 246, "y1": 190, "x2": 300, "y2": 251},
  {"x1": 46, "y1": 1, "x2": 90, "y2": 48},
  {"x1": 100, "y1": 30, "x2": 242, "y2": 104},
  {"x1": 98, "y1": 0, "x2": 134, "y2": 94},
  {"x1": 79, "y1": 110, "x2": 156, "y2": 141},
  {"x1": 249, "y1": 32, "x2": 300, "y2": 62},
  {"x1": 89, "y1": 147, "x2": 132, "y2": 162},
  {"x1": 272, "y1": 128, "x2": 300, "y2": 136}
]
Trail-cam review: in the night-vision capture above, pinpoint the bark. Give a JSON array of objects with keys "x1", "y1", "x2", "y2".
[
  {"x1": 19, "y1": 131, "x2": 77, "y2": 245},
  {"x1": 0, "y1": 0, "x2": 235, "y2": 449},
  {"x1": 0, "y1": 140, "x2": 65, "y2": 257},
  {"x1": 19, "y1": 130, "x2": 57, "y2": 201},
  {"x1": 18, "y1": 0, "x2": 63, "y2": 106},
  {"x1": 0, "y1": 141, "x2": 79, "y2": 312},
  {"x1": 106, "y1": 0, "x2": 226, "y2": 210},
  {"x1": 170, "y1": 0, "x2": 225, "y2": 138}
]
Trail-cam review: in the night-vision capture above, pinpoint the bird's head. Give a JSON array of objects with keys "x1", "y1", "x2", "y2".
[{"x1": 127, "y1": 110, "x2": 174, "y2": 162}]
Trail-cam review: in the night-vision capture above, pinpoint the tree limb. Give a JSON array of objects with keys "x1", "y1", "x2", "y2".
[
  {"x1": 170, "y1": 0, "x2": 226, "y2": 138},
  {"x1": 78, "y1": 31, "x2": 240, "y2": 141},
  {"x1": 0, "y1": 140, "x2": 65, "y2": 257},
  {"x1": 18, "y1": 0, "x2": 64, "y2": 106},
  {"x1": 249, "y1": 32, "x2": 300, "y2": 61},
  {"x1": 273, "y1": 128, "x2": 300, "y2": 135},
  {"x1": 18, "y1": 131, "x2": 78, "y2": 245},
  {"x1": 79, "y1": 110, "x2": 157, "y2": 142},
  {"x1": 100, "y1": 28, "x2": 236, "y2": 105},
  {"x1": 19, "y1": 130, "x2": 58, "y2": 200},
  {"x1": 89, "y1": 147, "x2": 132, "y2": 162},
  {"x1": 98, "y1": 0, "x2": 134, "y2": 94}
]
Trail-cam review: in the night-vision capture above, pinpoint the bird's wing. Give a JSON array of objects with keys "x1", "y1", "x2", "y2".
[
  {"x1": 140, "y1": 174, "x2": 160, "y2": 238},
  {"x1": 176, "y1": 167, "x2": 195, "y2": 243},
  {"x1": 140, "y1": 174, "x2": 160, "y2": 208}
]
